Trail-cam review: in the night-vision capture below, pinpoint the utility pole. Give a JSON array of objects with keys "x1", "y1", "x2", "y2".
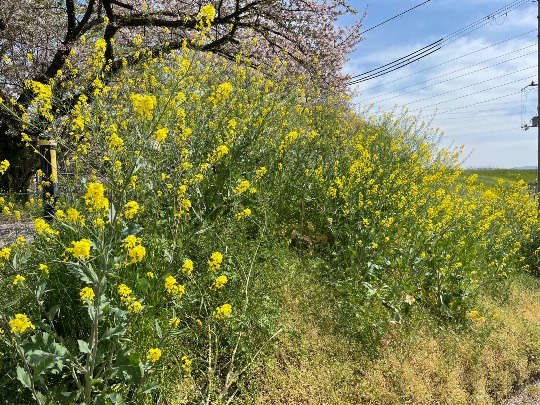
[{"x1": 537, "y1": 0, "x2": 539, "y2": 208}]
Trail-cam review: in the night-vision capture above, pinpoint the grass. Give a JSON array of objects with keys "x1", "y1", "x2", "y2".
[
  {"x1": 245, "y1": 255, "x2": 540, "y2": 404},
  {"x1": 464, "y1": 169, "x2": 537, "y2": 187}
]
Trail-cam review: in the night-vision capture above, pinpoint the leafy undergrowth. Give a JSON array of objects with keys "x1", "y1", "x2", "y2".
[{"x1": 245, "y1": 257, "x2": 540, "y2": 405}]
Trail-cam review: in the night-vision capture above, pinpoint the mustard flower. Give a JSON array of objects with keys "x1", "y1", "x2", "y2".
[
  {"x1": 182, "y1": 259, "x2": 194, "y2": 276},
  {"x1": 84, "y1": 182, "x2": 109, "y2": 211},
  {"x1": 65, "y1": 238, "x2": 92, "y2": 260},
  {"x1": 198, "y1": 4, "x2": 216, "y2": 23},
  {"x1": 213, "y1": 304, "x2": 232, "y2": 320},
  {"x1": 122, "y1": 235, "x2": 141, "y2": 249},
  {"x1": 128, "y1": 301, "x2": 142, "y2": 314},
  {"x1": 117, "y1": 284, "x2": 133, "y2": 302},
  {"x1": 0, "y1": 159, "x2": 9, "y2": 175},
  {"x1": 128, "y1": 245, "x2": 146, "y2": 264},
  {"x1": 215, "y1": 82, "x2": 233, "y2": 101},
  {"x1": 146, "y1": 271, "x2": 155, "y2": 279},
  {"x1": 255, "y1": 166, "x2": 267, "y2": 180},
  {"x1": 107, "y1": 133, "x2": 125, "y2": 151},
  {"x1": 16, "y1": 236, "x2": 25, "y2": 245},
  {"x1": 233, "y1": 180, "x2": 250, "y2": 195},
  {"x1": 0, "y1": 247, "x2": 11, "y2": 260},
  {"x1": 130, "y1": 93, "x2": 156, "y2": 120},
  {"x1": 164, "y1": 276, "x2": 185, "y2": 297},
  {"x1": 34, "y1": 218, "x2": 58, "y2": 236},
  {"x1": 146, "y1": 348, "x2": 162, "y2": 363},
  {"x1": 169, "y1": 317, "x2": 181, "y2": 328},
  {"x1": 9, "y1": 314, "x2": 35, "y2": 334},
  {"x1": 66, "y1": 208, "x2": 84, "y2": 225},
  {"x1": 181, "y1": 355, "x2": 192, "y2": 373},
  {"x1": 235, "y1": 208, "x2": 252, "y2": 220},
  {"x1": 123, "y1": 201, "x2": 140, "y2": 220},
  {"x1": 39, "y1": 264, "x2": 49, "y2": 274},
  {"x1": 13, "y1": 275, "x2": 25, "y2": 285},
  {"x1": 208, "y1": 251, "x2": 223, "y2": 272},
  {"x1": 80, "y1": 287, "x2": 95, "y2": 305},
  {"x1": 0, "y1": 327, "x2": 4, "y2": 336},
  {"x1": 210, "y1": 275, "x2": 228, "y2": 291},
  {"x1": 154, "y1": 128, "x2": 168, "y2": 143}
]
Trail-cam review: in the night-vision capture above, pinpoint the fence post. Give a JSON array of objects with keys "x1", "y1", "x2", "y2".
[{"x1": 38, "y1": 137, "x2": 59, "y2": 220}]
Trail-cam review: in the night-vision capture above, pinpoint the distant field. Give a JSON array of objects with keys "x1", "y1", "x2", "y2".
[{"x1": 463, "y1": 169, "x2": 537, "y2": 187}]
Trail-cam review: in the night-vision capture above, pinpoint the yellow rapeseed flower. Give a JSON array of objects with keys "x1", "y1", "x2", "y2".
[
  {"x1": 147, "y1": 348, "x2": 162, "y2": 363},
  {"x1": 213, "y1": 303, "x2": 232, "y2": 320},
  {"x1": 13, "y1": 275, "x2": 25, "y2": 285},
  {"x1": 66, "y1": 238, "x2": 92, "y2": 260},
  {"x1": 182, "y1": 259, "x2": 194, "y2": 276},
  {"x1": 154, "y1": 128, "x2": 168, "y2": 143},
  {"x1": 0, "y1": 159, "x2": 9, "y2": 175},
  {"x1": 0, "y1": 247, "x2": 11, "y2": 260},
  {"x1": 208, "y1": 251, "x2": 223, "y2": 272},
  {"x1": 164, "y1": 276, "x2": 185, "y2": 297},
  {"x1": 233, "y1": 180, "x2": 250, "y2": 195},
  {"x1": 80, "y1": 287, "x2": 95, "y2": 305},
  {"x1": 210, "y1": 275, "x2": 228, "y2": 291},
  {"x1": 9, "y1": 314, "x2": 35, "y2": 334},
  {"x1": 123, "y1": 201, "x2": 139, "y2": 220}
]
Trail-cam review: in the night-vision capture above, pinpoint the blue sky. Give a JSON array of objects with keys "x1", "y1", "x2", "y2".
[{"x1": 344, "y1": 0, "x2": 538, "y2": 168}]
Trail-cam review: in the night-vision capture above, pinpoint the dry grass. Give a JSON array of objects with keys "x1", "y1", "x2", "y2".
[{"x1": 246, "y1": 264, "x2": 540, "y2": 405}]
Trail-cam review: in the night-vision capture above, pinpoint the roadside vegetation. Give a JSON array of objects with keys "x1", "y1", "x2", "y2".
[{"x1": 0, "y1": 17, "x2": 539, "y2": 404}]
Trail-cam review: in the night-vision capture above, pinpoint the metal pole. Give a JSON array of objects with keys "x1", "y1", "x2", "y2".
[{"x1": 38, "y1": 137, "x2": 59, "y2": 220}]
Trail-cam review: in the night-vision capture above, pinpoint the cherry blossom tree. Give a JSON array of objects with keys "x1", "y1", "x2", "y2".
[{"x1": 0, "y1": 0, "x2": 363, "y2": 192}]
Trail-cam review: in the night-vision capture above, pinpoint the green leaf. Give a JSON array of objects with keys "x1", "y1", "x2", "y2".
[
  {"x1": 16, "y1": 366, "x2": 32, "y2": 390},
  {"x1": 77, "y1": 339, "x2": 91, "y2": 354},
  {"x1": 35, "y1": 280, "x2": 48, "y2": 301},
  {"x1": 101, "y1": 323, "x2": 127, "y2": 340},
  {"x1": 109, "y1": 393, "x2": 125, "y2": 404},
  {"x1": 138, "y1": 381, "x2": 160, "y2": 395}
]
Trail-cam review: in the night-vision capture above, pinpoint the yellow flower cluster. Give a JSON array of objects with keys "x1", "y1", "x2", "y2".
[
  {"x1": 117, "y1": 283, "x2": 143, "y2": 313},
  {"x1": 65, "y1": 238, "x2": 92, "y2": 260},
  {"x1": 9, "y1": 314, "x2": 35, "y2": 334},
  {"x1": 122, "y1": 235, "x2": 146, "y2": 264},
  {"x1": 208, "y1": 251, "x2": 223, "y2": 272},
  {"x1": 235, "y1": 208, "x2": 252, "y2": 220},
  {"x1": 169, "y1": 317, "x2": 181, "y2": 328},
  {"x1": 233, "y1": 180, "x2": 250, "y2": 195},
  {"x1": 13, "y1": 275, "x2": 25, "y2": 285},
  {"x1": 154, "y1": 127, "x2": 168, "y2": 143},
  {"x1": 210, "y1": 275, "x2": 228, "y2": 291},
  {"x1": 181, "y1": 355, "x2": 192, "y2": 373},
  {"x1": 147, "y1": 348, "x2": 162, "y2": 363},
  {"x1": 84, "y1": 182, "x2": 109, "y2": 212},
  {"x1": 213, "y1": 303, "x2": 232, "y2": 320},
  {"x1": 164, "y1": 276, "x2": 185, "y2": 297},
  {"x1": 34, "y1": 218, "x2": 59, "y2": 236},
  {"x1": 130, "y1": 93, "x2": 156, "y2": 120},
  {"x1": 123, "y1": 201, "x2": 139, "y2": 220},
  {"x1": 39, "y1": 264, "x2": 49, "y2": 274},
  {"x1": 182, "y1": 259, "x2": 194, "y2": 276},
  {"x1": 80, "y1": 286, "x2": 95, "y2": 305},
  {"x1": 0, "y1": 159, "x2": 9, "y2": 175},
  {"x1": 0, "y1": 247, "x2": 10, "y2": 260}
]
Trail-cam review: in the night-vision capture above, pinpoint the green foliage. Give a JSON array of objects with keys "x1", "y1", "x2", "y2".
[{"x1": 0, "y1": 33, "x2": 537, "y2": 403}]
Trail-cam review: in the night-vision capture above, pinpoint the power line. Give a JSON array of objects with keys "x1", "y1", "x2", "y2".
[
  {"x1": 360, "y1": 30, "x2": 535, "y2": 92},
  {"x1": 348, "y1": 0, "x2": 531, "y2": 84},
  {"x1": 348, "y1": 41, "x2": 442, "y2": 84},
  {"x1": 366, "y1": 53, "x2": 537, "y2": 104},
  {"x1": 397, "y1": 67, "x2": 536, "y2": 107},
  {"x1": 360, "y1": 0, "x2": 433, "y2": 36}
]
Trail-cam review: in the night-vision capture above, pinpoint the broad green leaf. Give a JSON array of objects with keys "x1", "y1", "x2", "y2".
[
  {"x1": 16, "y1": 366, "x2": 32, "y2": 390},
  {"x1": 101, "y1": 323, "x2": 127, "y2": 340},
  {"x1": 77, "y1": 339, "x2": 91, "y2": 354}
]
